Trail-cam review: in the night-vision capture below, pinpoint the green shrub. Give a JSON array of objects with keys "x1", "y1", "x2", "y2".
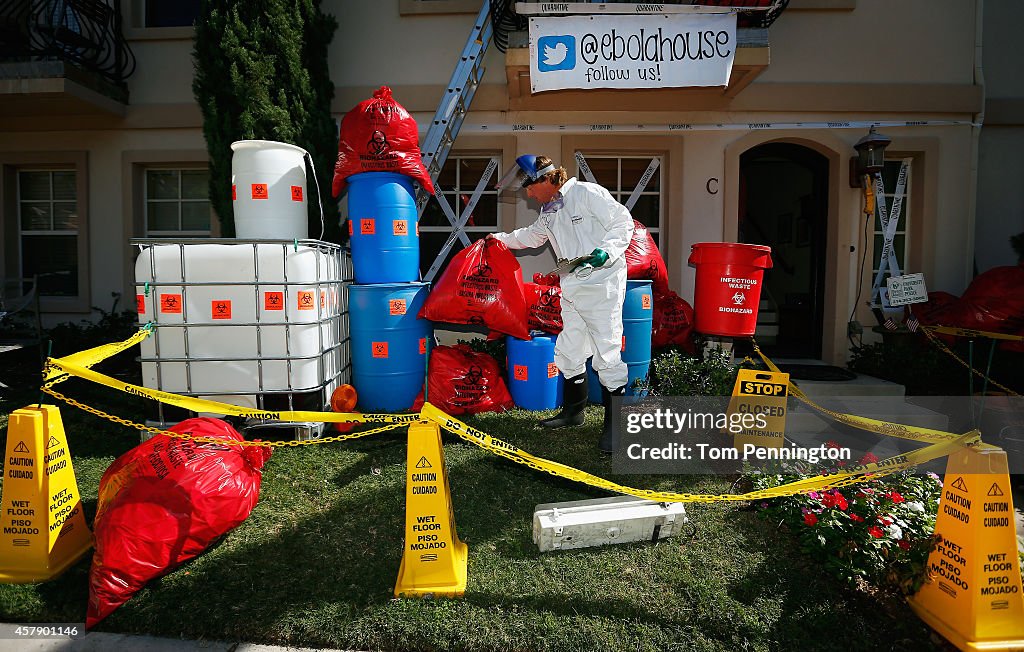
[{"x1": 642, "y1": 346, "x2": 738, "y2": 397}]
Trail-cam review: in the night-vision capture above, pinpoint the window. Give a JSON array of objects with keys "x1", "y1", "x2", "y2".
[
  {"x1": 420, "y1": 155, "x2": 500, "y2": 277},
  {"x1": 144, "y1": 168, "x2": 211, "y2": 236},
  {"x1": 144, "y1": 0, "x2": 200, "y2": 28},
  {"x1": 578, "y1": 155, "x2": 662, "y2": 247},
  {"x1": 17, "y1": 170, "x2": 80, "y2": 297},
  {"x1": 871, "y1": 159, "x2": 910, "y2": 287}
]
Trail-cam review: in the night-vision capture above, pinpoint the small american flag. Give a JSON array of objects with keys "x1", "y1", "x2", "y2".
[
  {"x1": 883, "y1": 317, "x2": 899, "y2": 331},
  {"x1": 906, "y1": 315, "x2": 920, "y2": 332}
]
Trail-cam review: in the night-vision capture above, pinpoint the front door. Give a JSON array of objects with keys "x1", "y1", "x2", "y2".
[{"x1": 738, "y1": 143, "x2": 828, "y2": 359}]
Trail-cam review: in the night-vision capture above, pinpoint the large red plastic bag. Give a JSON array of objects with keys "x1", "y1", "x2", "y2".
[
  {"x1": 924, "y1": 265, "x2": 1024, "y2": 335},
  {"x1": 524, "y1": 281, "x2": 563, "y2": 334},
  {"x1": 87, "y1": 418, "x2": 271, "y2": 628},
  {"x1": 418, "y1": 239, "x2": 531, "y2": 339},
  {"x1": 410, "y1": 345, "x2": 514, "y2": 415},
  {"x1": 652, "y1": 290, "x2": 696, "y2": 352},
  {"x1": 625, "y1": 219, "x2": 670, "y2": 294},
  {"x1": 331, "y1": 86, "x2": 435, "y2": 197}
]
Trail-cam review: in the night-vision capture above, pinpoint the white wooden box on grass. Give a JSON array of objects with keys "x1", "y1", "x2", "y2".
[{"x1": 532, "y1": 495, "x2": 688, "y2": 552}]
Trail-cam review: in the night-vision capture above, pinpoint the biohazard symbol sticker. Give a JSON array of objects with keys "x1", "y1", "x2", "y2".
[
  {"x1": 348, "y1": 220, "x2": 354, "y2": 236},
  {"x1": 291, "y1": 185, "x2": 303, "y2": 202},
  {"x1": 419, "y1": 337, "x2": 427, "y2": 355},
  {"x1": 389, "y1": 299, "x2": 407, "y2": 316},
  {"x1": 297, "y1": 291, "x2": 315, "y2": 311},
  {"x1": 321, "y1": 291, "x2": 326, "y2": 309},
  {"x1": 232, "y1": 184, "x2": 236, "y2": 200},
  {"x1": 264, "y1": 292, "x2": 284, "y2": 311},
  {"x1": 251, "y1": 183, "x2": 268, "y2": 200},
  {"x1": 211, "y1": 300, "x2": 232, "y2": 320},
  {"x1": 136, "y1": 294, "x2": 145, "y2": 314},
  {"x1": 160, "y1": 294, "x2": 182, "y2": 314},
  {"x1": 547, "y1": 362, "x2": 558, "y2": 379},
  {"x1": 514, "y1": 365, "x2": 528, "y2": 382},
  {"x1": 621, "y1": 336, "x2": 626, "y2": 351},
  {"x1": 642, "y1": 294, "x2": 652, "y2": 310},
  {"x1": 360, "y1": 219, "x2": 375, "y2": 235},
  {"x1": 372, "y1": 342, "x2": 389, "y2": 359},
  {"x1": 393, "y1": 220, "x2": 408, "y2": 236}
]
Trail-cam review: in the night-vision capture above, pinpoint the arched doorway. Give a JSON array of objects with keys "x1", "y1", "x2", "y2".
[{"x1": 738, "y1": 143, "x2": 829, "y2": 359}]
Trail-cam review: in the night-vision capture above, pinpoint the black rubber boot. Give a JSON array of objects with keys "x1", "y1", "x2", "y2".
[
  {"x1": 598, "y1": 385, "x2": 626, "y2": 453},
  {"x1": 540, "y1": 373, "x2": 588, "y2": 429}
]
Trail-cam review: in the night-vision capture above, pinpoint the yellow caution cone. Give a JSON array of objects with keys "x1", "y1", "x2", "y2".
[
  {"x1": 907, "y1": 443, "x2": 1024, "y2": 651},
  {"x1": 0, "y1": 405, "x2": 92, "y2": 583},
  {"x1": 394, "y1": 418, "x2": 467, "y2": 598}
]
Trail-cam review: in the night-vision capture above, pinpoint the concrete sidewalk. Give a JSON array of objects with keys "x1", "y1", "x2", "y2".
[{"x1": 0, "y1": 625, "x2": 354, "y2": 652}]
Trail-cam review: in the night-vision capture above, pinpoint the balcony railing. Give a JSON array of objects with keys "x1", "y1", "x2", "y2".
[{"x1": 0, "y1": 0, "x2": 136, "y2": 86}]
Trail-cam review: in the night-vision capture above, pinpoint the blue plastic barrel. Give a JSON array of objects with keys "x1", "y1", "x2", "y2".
[
  {"x1": 349, "y1": 282, "x2": 431, "y2": 412},
  {"x1": 588, "y1": 279, "x2": 654, "y2": 401},
  {"x1": 347, "y1": 172, "x2": 419, "y2": 283},
  {"x1": 506, "y1": 333, "x2": 563, "y2": 410}
]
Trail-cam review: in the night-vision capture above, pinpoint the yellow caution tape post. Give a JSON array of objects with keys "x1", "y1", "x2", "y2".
[
  {"x1": 728, "y1": 369, "x2": 789, "y2": 451},
  {"x1": 0, "y1": 405, "x2": 91, "y2": 583},
  {"x1": 907, "y1": 444, "x2": 1024, "y2": 651},
  {"x1": 395, "y1": 420, "x2": 467, "y2": 598}
]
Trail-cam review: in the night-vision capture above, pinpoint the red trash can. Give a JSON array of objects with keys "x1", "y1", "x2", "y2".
[{"x1": 688, "y1": 242, "x2": 773, "y2": 337}]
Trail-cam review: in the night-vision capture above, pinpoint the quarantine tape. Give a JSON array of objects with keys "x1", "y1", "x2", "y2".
[
  {"x1": 0, "y1": 405, "x2": 92, "y2": 583},
  {"x1": 452, "y1": 118, "x2": 977, "y2": 135},
  {"x1": 418, "y1": 403, "x2": 981, "y2": 504}
]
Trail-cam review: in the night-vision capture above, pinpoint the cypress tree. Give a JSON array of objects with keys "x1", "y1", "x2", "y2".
[{"x1": 192, "y1": 0, "x2": 340, "y2": 241}]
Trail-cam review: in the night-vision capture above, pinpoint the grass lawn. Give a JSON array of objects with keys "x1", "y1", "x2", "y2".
[{"x1": 0, "y1": 351, "x2": 945, "y2": 651}]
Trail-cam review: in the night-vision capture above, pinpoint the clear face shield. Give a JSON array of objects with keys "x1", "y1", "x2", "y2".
[{"x1": 495, "y1": 157, "x2": 556, "y2": 194}]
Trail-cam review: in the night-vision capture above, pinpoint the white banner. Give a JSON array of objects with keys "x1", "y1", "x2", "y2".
[{"x1": 529, "y1": 13, "x2": 736, "y2": 93}]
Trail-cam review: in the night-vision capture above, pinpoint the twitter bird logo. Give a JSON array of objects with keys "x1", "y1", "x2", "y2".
[{"x1": 537, "y1": 35, "x2": 576, "y2": 72}]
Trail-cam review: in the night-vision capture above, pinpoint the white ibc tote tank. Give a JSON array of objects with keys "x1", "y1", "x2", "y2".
[{"x1": 231, "y1": 140, "x2": 309, "y2": 239}]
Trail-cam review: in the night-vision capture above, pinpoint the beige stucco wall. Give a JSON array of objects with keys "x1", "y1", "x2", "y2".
[{"x1": 0, "y1": 0, "x2": 1000, "y2": 363}]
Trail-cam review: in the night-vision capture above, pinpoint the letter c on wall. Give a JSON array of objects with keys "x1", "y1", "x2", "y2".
[{"x1": 706, "y1": 177, "x2": 719, "y2": 195}]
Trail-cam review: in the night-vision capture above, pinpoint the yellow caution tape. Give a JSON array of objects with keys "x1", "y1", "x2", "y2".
[
  {"x1": 42, "y1": 327, "x2": 416, "y2": 426},
  {"x1": 419, "y1": 403, "x2": 981, "y2": 503},
  {"x1": 754, "y1": 345, "x2": 960, "y2": 443},
  {"x1": 921, "y1": 325, "x2": 1024, "y2": 342},
  {"x1": 919, "y1": 327, "x2": 1020, "y2": 397}
]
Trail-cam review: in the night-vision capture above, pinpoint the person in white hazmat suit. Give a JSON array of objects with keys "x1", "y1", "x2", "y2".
[{"x1": 489, "y1": 155, "x2": 634, "y2": 453}]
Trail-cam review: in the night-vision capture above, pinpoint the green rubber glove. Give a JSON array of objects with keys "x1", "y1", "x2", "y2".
[{"x1": 588, "y1": 248, "x2": 609, "y2": 267}]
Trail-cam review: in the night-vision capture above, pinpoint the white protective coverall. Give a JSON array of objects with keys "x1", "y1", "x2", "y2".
[{"x1": 493, "y1": 177, "x2": 635, "y2": 389}]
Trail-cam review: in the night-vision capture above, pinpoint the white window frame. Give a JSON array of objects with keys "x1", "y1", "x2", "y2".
[
  {"x1": 576, "y1": 153, "x2": 663, "y2": 241},
  {"x1": 1, "y1": 153, "x2": 91, "y2": 313},
  {"x1": 143, "y1": 166, "x2": 212, "y2": 237}
]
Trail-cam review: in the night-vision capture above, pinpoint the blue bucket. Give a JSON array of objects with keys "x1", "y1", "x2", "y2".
[
  {"x1": 506, "y1": 333, "x2": 563, "y2": 410},
  {"x1": 349, "y1": 282, "x2": 431, "y2": 412},
  {"x1": 588, "y1": 279, "x2": 653, "y2": 401},
  {"x1": 347, "y1": 172, "x2": 419, "y2": 284}
]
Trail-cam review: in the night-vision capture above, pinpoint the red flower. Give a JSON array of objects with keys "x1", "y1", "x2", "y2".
[
  {"x1": 889, "y1": 491, "x2": 905, "y2": 504},
  {"x1": 897, "y1": 540, "x2": 911, "y2": 550},
  {"x1": 850, "y1": 513, "x2": 865, "y2": 522},
  {"x1": 859, "y1": 452, "x2": 879, "y2": 464},
  {"x1": 868, "y1": 526, "x2": 884, "y2": 538},
  {"x1": 804, "y1": 513, "x2": 818, "y2": 526},
  {"x1": 822, "y1": 490, "x2": 849, "y2": 511},
  {"x1": 826, "y1": 440, "x2": 842, "y2": 450}
]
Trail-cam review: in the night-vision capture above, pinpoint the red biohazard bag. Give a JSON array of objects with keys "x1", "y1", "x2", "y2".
[
  {"x1": 523, "y1": 281, "x2": 563, "y2": 334},
  {"x1": 923, "y1": 265, "x2": 1024, "y2": 335},
  {"x1": 87, "y1": 418, "x2": 271, "y2": 628},
  {"x1": 625, "y1": 220, "x2": 670, "y2": 294},
  {"x1": 410, "y1": 345, "x2": 514, "y2": 415},
  {"x1": 418, "y1": 239, "x2": 530, "y2": 339},
  {"x1": 331, "y1": 86, "x2": 435, "y2": 197},
  {"x1": 652, "y1": 290, "x2": 696, "y2": 352}
]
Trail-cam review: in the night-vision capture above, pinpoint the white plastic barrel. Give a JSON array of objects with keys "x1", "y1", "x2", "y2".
[{"x1": 231, "y1": 140, "x2": 309, "y2": 239}]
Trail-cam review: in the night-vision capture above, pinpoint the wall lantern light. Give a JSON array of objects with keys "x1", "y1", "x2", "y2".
[{"x1": 849, "y1": 126, "x2": 892, "y2": 188}]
